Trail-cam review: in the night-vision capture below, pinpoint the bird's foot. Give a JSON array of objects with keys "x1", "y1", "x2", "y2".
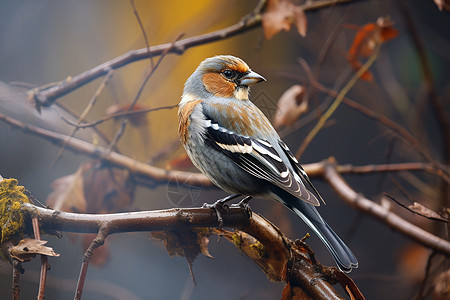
[
  {"x1": 230, "y1": 196, "x2": 253, "y2": 218},
  {"x1": 203, "y1": 194, "x2": 241, "y2": 227}
]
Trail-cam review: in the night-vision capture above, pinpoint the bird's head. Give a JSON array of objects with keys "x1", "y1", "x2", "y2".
[{"x1": 183, "y1": 55, "x2": 266, "y2": 101}]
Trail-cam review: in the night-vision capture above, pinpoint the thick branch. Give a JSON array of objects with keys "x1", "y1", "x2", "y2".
[
  {"x1": 21, "y1": 204, "x2": 247, "y2": 234},
  {"x1": 21, "y1": 203, "x2": 346, "y2": 299}
]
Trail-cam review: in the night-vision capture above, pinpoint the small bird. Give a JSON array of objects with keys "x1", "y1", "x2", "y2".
[{"x1": 178, "y1": 55, "x2": 358, "y2": 272}]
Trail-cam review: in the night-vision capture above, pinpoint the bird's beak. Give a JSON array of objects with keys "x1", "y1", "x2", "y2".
[{"x1": 240, "y1": 71, "x2": 266, "y2": 86}]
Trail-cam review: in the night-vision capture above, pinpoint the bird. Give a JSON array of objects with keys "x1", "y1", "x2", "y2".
[{"x1": 177, "y1": 55, "x2": 358, "y2": 272}]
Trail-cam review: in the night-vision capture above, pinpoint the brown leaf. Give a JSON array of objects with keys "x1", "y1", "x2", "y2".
[
  {"x1": 433, "y1": 0, "x2": 450, "y2": 11},
  {"x1": 262, "y1": 0, "x2": 308, "y2": 39},
  {"x1": 397, "y1": 244, "x2": 428, "y2": 283},
  {"x1": 10, "y1": 238, "x2": 60, "y2": 262},
  {"x1": 407, "y1": 202, "x2": 448, "y2": 222},
  {"x1": 333, "y1": 269, "x2": 365, "y2": 300},
  {"x1": 152, "y1": 228, "x2": 212, "y2": 284},
  {"x1": 347, "y1": 16, "x2": 398, "y2": 81},
  {"x1": 83, "y1": 165, "x2": 135, "y2": 213},
  {"x1": 273, "y1": 85, "x2": 308, "y2": 129},
  {"x1": 293, "y1": 7, "x2": 307, "y2": 37},
  {"x1": 165, "y1": 153, "x2": 195, "y2": 171},
  {"x1": 281, "y1": 282, "x2": 309, "y2": 300},
  {"x1": 433, "y1": 269, "x2": 450, "y2": 300},
  {"x1": 213, "y1": 228, "x2": 286, "y2": 281},
  {"x1": 46, "y1": 163, "x2": 90, "y2": 212}
]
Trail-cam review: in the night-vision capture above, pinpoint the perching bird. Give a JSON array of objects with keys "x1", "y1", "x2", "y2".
[{"x1": 178, "y1": 55, "x2": 358, "y2": 272}]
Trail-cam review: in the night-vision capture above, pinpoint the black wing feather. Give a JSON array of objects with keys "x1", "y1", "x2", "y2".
[{"x1": 203, "y1": 118, "x2": 320, "y2": 206}]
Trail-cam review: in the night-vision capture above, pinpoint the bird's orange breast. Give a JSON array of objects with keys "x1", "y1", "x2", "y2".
[{"x1": 178, "y1": 100, "x2": 202, "y2": 144}]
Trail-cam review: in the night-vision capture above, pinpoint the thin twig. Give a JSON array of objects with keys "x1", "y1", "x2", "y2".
[
  {"x1": 12, "y1": 258, "x2": 21, "y2": 300},
  {"x1": 32, "y1": 217, "x2": 48, "y2": 300},
  {"x1": 1, "y1": 110, "x2": 447, "y2": 188},
  {"x1": 106, "y1": 33, "x2": 183, "y2": 152},
  {"x1": 296, "y1": 43, "x2": 381, "y2": 158},
  {"x1": 299, "y1": 59, "x2": 450, "y2": 183},
  {"x1": 30, "y1": 0, "x2": 360, "y2": 108},
  {"x1": 54, "y1": 102, "x2": 115, "y2": 150},
  {"x1": 60, "y1": 104, "x2": 178, "y2": 129},
  {"x1": 130, "y1": 0, "x2": 154, "y2": 69},
  {"x1": 52, "y1": 70, "x2": 114, "y2": 166},
  {"x1": 74, "y1": 225, "x2": 110, "y2": 300}
]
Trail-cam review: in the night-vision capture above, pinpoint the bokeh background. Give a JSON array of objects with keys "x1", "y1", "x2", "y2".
[{"x1": 0, "y1": 0, "x2": 449, "y2": 299}]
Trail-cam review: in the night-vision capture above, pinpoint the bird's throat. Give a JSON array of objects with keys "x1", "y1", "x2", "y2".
[{"x1": 234, "y1": 87, "x2": 249, "y2": 100}]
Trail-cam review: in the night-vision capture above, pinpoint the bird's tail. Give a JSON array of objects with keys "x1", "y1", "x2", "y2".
[{"x1": 283, "y1": 198, "x2": 358, "y2": 272}]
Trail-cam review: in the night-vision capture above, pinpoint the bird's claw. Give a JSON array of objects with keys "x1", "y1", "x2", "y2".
[
  {"x1": 230, "y1": 196, "x2": 253, "y2": 218},
  {"x1": 203, "y1": 201, "x2": 230, "y2": 227}
]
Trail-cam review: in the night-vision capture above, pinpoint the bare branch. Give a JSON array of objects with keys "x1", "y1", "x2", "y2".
[
  {"x1": 29, "y1": 0, "x2": 360, "y2": 108},
  {"x1": 75, "y1": 225, "x2": 110, "y2": 300},
  {"x1": 322, "y1": 159, "x2": 450, "y2": 256},
  {"x1": 32, "y1": 218, "x2": 48, "y2": 300},
  {"x1": 21, "y1": 203, "x2": 348, "y2": 299}
]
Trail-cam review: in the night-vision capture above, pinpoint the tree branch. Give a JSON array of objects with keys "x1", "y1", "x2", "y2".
[
  {"x1": 20, "y1": 203, "x2": 348, "y2": 299},
  {"x1": 322, "y1": 159, "x2": 450, "y2": 256},
  {"x1": 29, "y1": 0, "x2": 359, "y2": 108}
]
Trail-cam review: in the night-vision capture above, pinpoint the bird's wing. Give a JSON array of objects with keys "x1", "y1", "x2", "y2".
[
  {"x1": 203, "y1": 117, "x2": 320, "y2": 206},
  {"x1": 278, "y1": 140, "x2": 325, "y2": 205}
]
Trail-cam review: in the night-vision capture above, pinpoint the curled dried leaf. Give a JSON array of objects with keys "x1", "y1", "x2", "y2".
[
  {"x1": 46, "y1": 163, "x2": 90, "y2": 212},
  {"x1": 434, "y1": 0, "x2": 450, "y2": 11},
  {"x1": 333, "y1": 268, "x2": 365, "y2": 300},
  {"x1": 262, "y1": 0, "x2": 308, "y2": 39},
  {"x1": 407, "y1": 202, "x2": 448, "y2": 222},
  {"x1": 10, "y1": 238, "x2": 60, "y2": 262},
  {"x1": 273, "y1": 85, "x2": 308, "y2": 129},
  {"x1": 347, "y1": 16, "x2": 398, "y2": 81}
]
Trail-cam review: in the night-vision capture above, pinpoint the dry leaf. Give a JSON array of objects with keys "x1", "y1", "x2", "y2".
[
  {"x1": 152, "y1": 228, "x2": 213, "y2": 284},
  {"x1": 165, "y1": 153, "x2": 195, "y2": 171},
  {"x1": 46, "y1": 163, "x2": 90, "y2": 212},
  {"x1": 83, "y1": 166, "x2": 135, "y2": 214},
  {"x1": 434, "y1": 0, "x2": 450, "y2": 11},
  {"x1": 333, "y1": 269, "x2": 365, "y2": 300},
  {"x1": 10, "y1": 238, "x2": 60, "y2": 262},
  {"x1": 433, "y1": 269, "x2": 450, "y2": 300},
  {"x1": 407, "y1": 202, "x2": 448, "y2": 222},
  {"x1": 347, "y1": 16, "x2": 398, "y2": 81},
  {"x1": 397, "y1": 244, "x2": 428, "y2": 283},
  {"x1": 262, "y1": 0, "x2": 308, "y2": 39},
  {"x1": 281, "y1": 282, "x2": 309, "y2": 300},
  {"x1": 273, "y1": 85, "x2": 308, "y2": 129}
]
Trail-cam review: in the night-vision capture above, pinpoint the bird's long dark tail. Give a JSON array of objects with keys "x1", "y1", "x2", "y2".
[{"x1": 282, "y1": 198, "x2": 358, "y2": 272}]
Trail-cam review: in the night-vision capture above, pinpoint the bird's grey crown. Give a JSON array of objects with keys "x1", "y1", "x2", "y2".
[{"x1": 183, "y1": 55, "x2": 249, "y2": 100}]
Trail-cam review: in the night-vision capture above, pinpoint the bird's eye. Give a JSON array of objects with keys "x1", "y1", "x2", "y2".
[{"x1": 222, "y1": 69, "x2": 234, "y2": 79}]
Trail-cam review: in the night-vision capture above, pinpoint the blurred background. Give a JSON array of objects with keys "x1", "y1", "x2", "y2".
[{"x1": 0, "y1": 0, "x2": 449, "y2": 299}]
